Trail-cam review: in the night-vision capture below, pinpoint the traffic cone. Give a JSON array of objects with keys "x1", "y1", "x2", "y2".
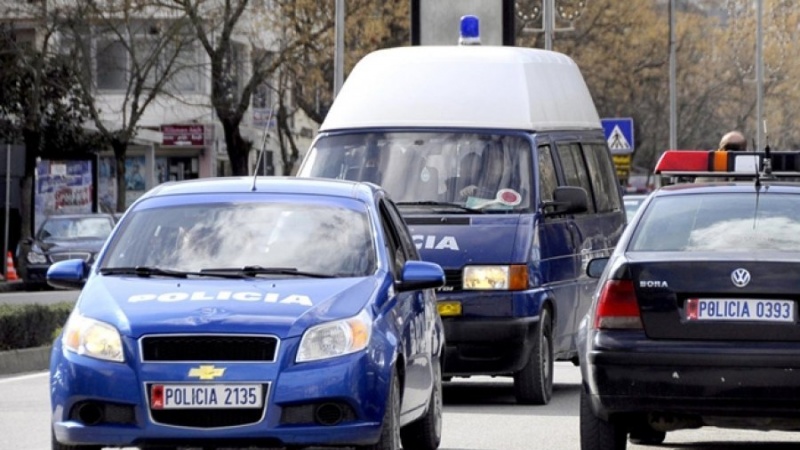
[{"x1": 6, "y1": 251, "x2": 19, "y2": 282}]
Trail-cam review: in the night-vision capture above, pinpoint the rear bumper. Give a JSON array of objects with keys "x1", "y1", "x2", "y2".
[{"x1": 585, "y1": 331, "x2": 800, "y2": 421}]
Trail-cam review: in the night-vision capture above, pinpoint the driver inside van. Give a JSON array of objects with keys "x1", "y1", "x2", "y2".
[{"x1": 459, "y1": 143, "x2": 505, "y2": 200}]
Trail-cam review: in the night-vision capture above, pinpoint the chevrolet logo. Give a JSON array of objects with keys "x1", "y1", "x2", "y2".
[{"x1": 188, "y1": 365, "x2": 226, "y2": 380}]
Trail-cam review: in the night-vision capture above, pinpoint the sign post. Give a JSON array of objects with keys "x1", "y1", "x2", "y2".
[{"x1": 601, "y1": 118, "x2": 635, "y2": 182}]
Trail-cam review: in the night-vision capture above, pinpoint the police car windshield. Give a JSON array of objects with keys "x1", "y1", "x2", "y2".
[
  {"x1": 630, "y1": 192, "x2": 800, "y2": 252},
  {"x1": 101, "y1": 201, "x2": 376, "y2": 277},
  {"x1": 301, "y1": 132, "x2": 532, "y2": 212}
]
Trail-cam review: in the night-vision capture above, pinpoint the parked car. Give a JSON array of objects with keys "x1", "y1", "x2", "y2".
[
  {"x1": 16, "y1": 213, "x2": 116, "y2": 289},
  {"x1": 47, "y1": 176, "x2": 446, "y2": 450},
  {"x1": 622, "y1": 193, "x2": 648, "y2": 222},
  {"x1": 579, "y1": 150, "x2": 800, "y2": 449}
]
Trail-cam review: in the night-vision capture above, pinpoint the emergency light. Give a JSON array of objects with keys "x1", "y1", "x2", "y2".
[
  {"x1": 654, "y1": 150, "x2": 800, "y2": 177},
  {"x1": 459, "y1": 15, "x2": 481, "y2": 45}
]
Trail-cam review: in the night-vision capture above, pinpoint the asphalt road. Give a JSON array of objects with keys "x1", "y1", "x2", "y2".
[{"x1": 4, "y1": 363, "x2": 800, "y2": 449}]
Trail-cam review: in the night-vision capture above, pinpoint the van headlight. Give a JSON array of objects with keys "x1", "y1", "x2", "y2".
[
  {"x1": 463, "y1": 265, "x2": 528, "y2": 290},
  {"x1": 296, "y1": 309, "x2": 372, "y2": 363},
  {"x1": 63, "y1": 314, "x2": 124, "y2": 362}
]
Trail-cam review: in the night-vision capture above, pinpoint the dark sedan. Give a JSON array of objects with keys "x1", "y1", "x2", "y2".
[
  {"x1": 579, "y1": 150, "x2": 800, "y2": 449},
  {"x1": 17, "y1": 213, "x2": 115, "y2": 289}
]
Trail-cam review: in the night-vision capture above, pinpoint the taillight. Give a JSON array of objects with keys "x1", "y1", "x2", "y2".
[{"x1": 593, "y1": 280, "x2": 643, "y2": 330}]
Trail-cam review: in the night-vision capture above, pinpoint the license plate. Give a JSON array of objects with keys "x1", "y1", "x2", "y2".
[
  {"x1": 150, "y1": 384, "x2": 264, "y2": 410},
  {"x1": 685, "y1": 298, "x2": 795, "y2": 323}
]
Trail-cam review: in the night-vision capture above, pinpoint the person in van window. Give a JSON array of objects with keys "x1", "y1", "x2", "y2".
[{"x1": 459, "y1": 143, "x2": 505, "y2": 199}]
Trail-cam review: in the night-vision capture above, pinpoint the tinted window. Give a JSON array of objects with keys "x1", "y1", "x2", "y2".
[
  {"x1": 584, "y1": 143, "x2": 623, "y2": 213},
  {"x1": 39, "y1": 216, "x2": 114, "y2": 240},
  {"x1": 630, "y1": 193, "x2": 800, "y2": 252},
  {"x1": 556, "y1": 142, "x2": 595, "y2": 213},
  {"x1": 537, "y1": 145, "x2": 558, "y2": 204},
  {"x1": 102, "y1": 200, "x2": 376, "y2": 277}
]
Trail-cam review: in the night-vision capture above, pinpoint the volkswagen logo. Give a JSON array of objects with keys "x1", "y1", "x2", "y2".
[{"x1": 731, "y1": 268, "x2": 751, "y2": 288}]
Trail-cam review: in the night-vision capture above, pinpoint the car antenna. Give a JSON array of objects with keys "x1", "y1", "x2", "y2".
[{"x1": 251, "y1": 106, "x2": 276, "y2": 192}]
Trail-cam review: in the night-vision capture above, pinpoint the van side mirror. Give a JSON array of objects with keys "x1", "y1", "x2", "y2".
[{"x1": 542, "y1": 186, "x2": 588, "y2": 216}]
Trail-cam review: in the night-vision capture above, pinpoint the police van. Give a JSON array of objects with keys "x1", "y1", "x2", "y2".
[{"x1": 297, "y1": 18, "x2": 625, "y2": 405}]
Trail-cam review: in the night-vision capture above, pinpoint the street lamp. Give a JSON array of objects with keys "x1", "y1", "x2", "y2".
[{"x1": 515, "y1": 0, "x2": 587, "y2": 50}]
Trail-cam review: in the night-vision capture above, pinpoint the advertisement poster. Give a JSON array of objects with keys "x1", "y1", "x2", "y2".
[
  {"x1": 98, "y1": 156, "x2": 117, "y2": 213},
  {"x1": 35, "y1": 159, "x2": 94, "y2": 233},
  {"x1": 125, "y1": 155, "x2": 146, "y2": 208}
]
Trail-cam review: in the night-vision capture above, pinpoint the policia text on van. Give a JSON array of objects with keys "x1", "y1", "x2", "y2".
[{"x1": 298, "y1": 24, "x2": 625, "y2": 405}]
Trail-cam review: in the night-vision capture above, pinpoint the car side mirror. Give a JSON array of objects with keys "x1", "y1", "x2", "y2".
[
  {"x1": 543, "y1": 186, "x2": 589, "y2": 216},
  {"x1": 47, "y1": 259, "x2": 90, "y2": 290},
  {"x1": 396, "y1": 260, "x2": 445, "y2": 292},
  {"x1": 586, "y1": 257, "x2": 609, "y2": 278}
]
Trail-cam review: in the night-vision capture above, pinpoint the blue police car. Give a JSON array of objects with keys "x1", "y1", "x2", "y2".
[
  {"x1": 579, "y1": 150, "x2": 800, "y2": 449},
  {"x1": 47, "y1": 177, "x2": 445, "y2": 450}
]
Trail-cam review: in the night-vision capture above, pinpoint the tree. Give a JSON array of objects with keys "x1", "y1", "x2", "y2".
[
  {"x1": 0, "y1": 3, "x2": 99, "y2": 239},
  {"x1": 60, "y1": 0, "x2": 198, "y2": 211}
]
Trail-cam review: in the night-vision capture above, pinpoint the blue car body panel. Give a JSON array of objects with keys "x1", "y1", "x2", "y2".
[{"x1": 48, "y1": 177, "x2": 444, "y2": 448}]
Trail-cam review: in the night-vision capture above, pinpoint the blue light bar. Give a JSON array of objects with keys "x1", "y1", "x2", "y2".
[{"x1": 459, "y1": 15, "x2": 480, "y2": 45}]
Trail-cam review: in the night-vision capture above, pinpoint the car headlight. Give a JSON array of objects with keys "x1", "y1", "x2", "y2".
[
  {"x1": 296, "y1": 309, "x2": 372, "y2": 363},
  {"x1": 463, "y1": 265, "x2": 528, "y2": 290},
  {"x1": 26, "y1": 250, "x2": 47, "y2": 264},
  {"x1": 63, "y1": 314, "x2": 125, "y2": 362}
]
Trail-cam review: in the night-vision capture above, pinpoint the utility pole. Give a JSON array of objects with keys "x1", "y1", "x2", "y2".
[
  {"x1": 755, "y1": 0, "x2": 764, "y2": 151},
  {"x1": 669, "y1": 0, "x2": 677, "y2": 150},
  {"x1": 334, "y1": 0, "x2": 345, "y2": 98}
]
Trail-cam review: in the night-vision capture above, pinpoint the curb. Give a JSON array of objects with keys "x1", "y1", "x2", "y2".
[{"x1": 0, "y1": 345, "x2": 51, "y2": 376}]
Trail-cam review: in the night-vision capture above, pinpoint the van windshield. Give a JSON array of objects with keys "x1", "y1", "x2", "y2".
[{"x1": 300, "y1": 132, "x2": 533, "y2": 212}]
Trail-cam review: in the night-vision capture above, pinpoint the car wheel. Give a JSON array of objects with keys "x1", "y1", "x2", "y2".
[
  {"x1": 400, "y1": 361, "x2": 443, "y2": 450},
  {"x1": 513, "y1": 307, "x2": 553, "y2": 405},
  {"x1": 629, "y1": 426, "x2": 666, "y2": 445},
  {"x1": 358, "y1": 370, "x2": 401, "y2": 450},
  {"x1": 579, "y1": 388, "x2": 627, "y2": 450},
  {"x1": 51, "y1": 429, "x2": 102, "y2": 450}
]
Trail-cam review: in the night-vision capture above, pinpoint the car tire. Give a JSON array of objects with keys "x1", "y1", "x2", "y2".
[
  {"x1": 628, "y1": 426, "x2": 666, "y2": 445},
  {"x1": 513, "y1": 307, "x2": 553, "y2": 405},
  {"x1": 579, "y1": 388, "x2": 627, "y2": 450},
  {"x1": 358, "y1": 370, "x2": 401, "y2": 450},
  {"x1": 51, "y1": 430, "x2": 102, "y2": 450},
  {"x1": 400, "y1": 361, "x2": 443, "y2": 450}
]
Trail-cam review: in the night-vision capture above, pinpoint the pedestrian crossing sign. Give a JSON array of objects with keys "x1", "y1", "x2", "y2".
[{"x1": 601, "y1": 118, "x2": 634, "y2": 155}]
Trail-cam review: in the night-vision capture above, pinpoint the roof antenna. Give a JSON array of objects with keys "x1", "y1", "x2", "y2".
[{"x1": 251, "y1": 106, "x2": 276, "y2": 192}]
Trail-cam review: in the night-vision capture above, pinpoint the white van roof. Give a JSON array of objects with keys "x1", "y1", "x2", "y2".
[{"x1": 320, "y1": 46, "x2": 601, "y2": 133}]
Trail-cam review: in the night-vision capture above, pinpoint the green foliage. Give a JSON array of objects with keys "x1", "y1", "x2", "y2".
[{"x1": 0, "y1": 302, "x2": 75, "y2": 351}]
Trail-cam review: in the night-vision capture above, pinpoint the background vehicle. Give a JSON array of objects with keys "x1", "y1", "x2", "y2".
[
  {"x1": 16, "y1": 213, "x2": 115, "y2": 289},
  {"x1": 298, "y1": 21, "x2": 625, "y2": 405},
  {"x1": 579, "y1": 150, "x2": 800, "y2": 449},
  {"x1": 47, "y1": 177, "x2": 446, "y2": 450},
  {"x1": 622, "y1": 194, "x2": 648, "y2": 222}
]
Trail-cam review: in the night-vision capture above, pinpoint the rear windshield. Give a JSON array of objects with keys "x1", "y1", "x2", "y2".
[
  {"x1": 629, "y1": 192, "x2": 800, "y2": 252},
  {"x1": 102, "y1": 200, "x2": 376, "y2": 277},
  {"x1": 300, "y1": 132, "x2": 533, "y2": 212}
]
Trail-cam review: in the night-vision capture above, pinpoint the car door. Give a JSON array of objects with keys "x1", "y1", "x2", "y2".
[{"x1": 378, "y1": 197, "x2": 431, "y2": 415}]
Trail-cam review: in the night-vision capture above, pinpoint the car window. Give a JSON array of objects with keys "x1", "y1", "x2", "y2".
[
  {"x1": 555, "y1": 142, "x2": 596, "y2": 213},
  {"x1": 378, "y1": 199, "x2": 407, "y2": 275},
  {"x1": 630, "y1": 193, "x2": 800, "y2": 252},
  {"x1": 537, "y1": 145, "x2": 558, "y2": 204},
  {"x1": 102, "y1": 200, "x2": 377, "y2": 277},
  {"x1": 584, "y1": 143, "x2": 623, "y2": 213}
]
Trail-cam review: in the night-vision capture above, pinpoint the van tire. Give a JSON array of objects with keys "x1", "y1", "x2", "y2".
[
  {"x1": 580, "y1": 387, "x2": 627, "y2": 450},
  {"x1": 513, "y1": 308, "x2": 553, "y2": 405},
  {"x1": 400, "y1": 361, "x2": 443, "y2": 450}
]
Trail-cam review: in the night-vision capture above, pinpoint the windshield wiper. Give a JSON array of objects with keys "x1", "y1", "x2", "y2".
[
  {"x1": 200, "y1": 266, "x2": 335, "y2": 279},
  {"x1": 395, "y1": 201, "x2": 484, "y2": 214},
  {"x1": 99, "y1": 266, "x2": 244, "y2": 279}
]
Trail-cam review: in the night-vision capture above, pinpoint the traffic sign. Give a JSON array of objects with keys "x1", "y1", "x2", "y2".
[{"x1": 602, "y1": 118, "x2": 634, "y2": 155}]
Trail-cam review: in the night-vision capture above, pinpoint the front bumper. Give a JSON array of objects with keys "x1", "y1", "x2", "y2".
[
  {"x1": 50, "y1": 336, "x2": 391, "y2": 448},
  {"x1": 585, "y1": 330, "x2": 800, "y2": 421}
]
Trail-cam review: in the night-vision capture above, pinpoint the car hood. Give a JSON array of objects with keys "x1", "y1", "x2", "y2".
[{"x1": 74, "y1": 275, "x2": 383, "y2": 339}]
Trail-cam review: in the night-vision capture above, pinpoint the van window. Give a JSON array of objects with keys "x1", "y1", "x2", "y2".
[
  {"x1": 556, "y1": 142, "x2": 596, "y2": 213},
  {"x1": 583, "y1": 143, "x2": 622, "y2": 213},
  {"x1": 537, "y1": 145, "x2": 558, "y2": 204},
  {"x1": 300, "y1": 132, "x2": 533, "y2": 212}
]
